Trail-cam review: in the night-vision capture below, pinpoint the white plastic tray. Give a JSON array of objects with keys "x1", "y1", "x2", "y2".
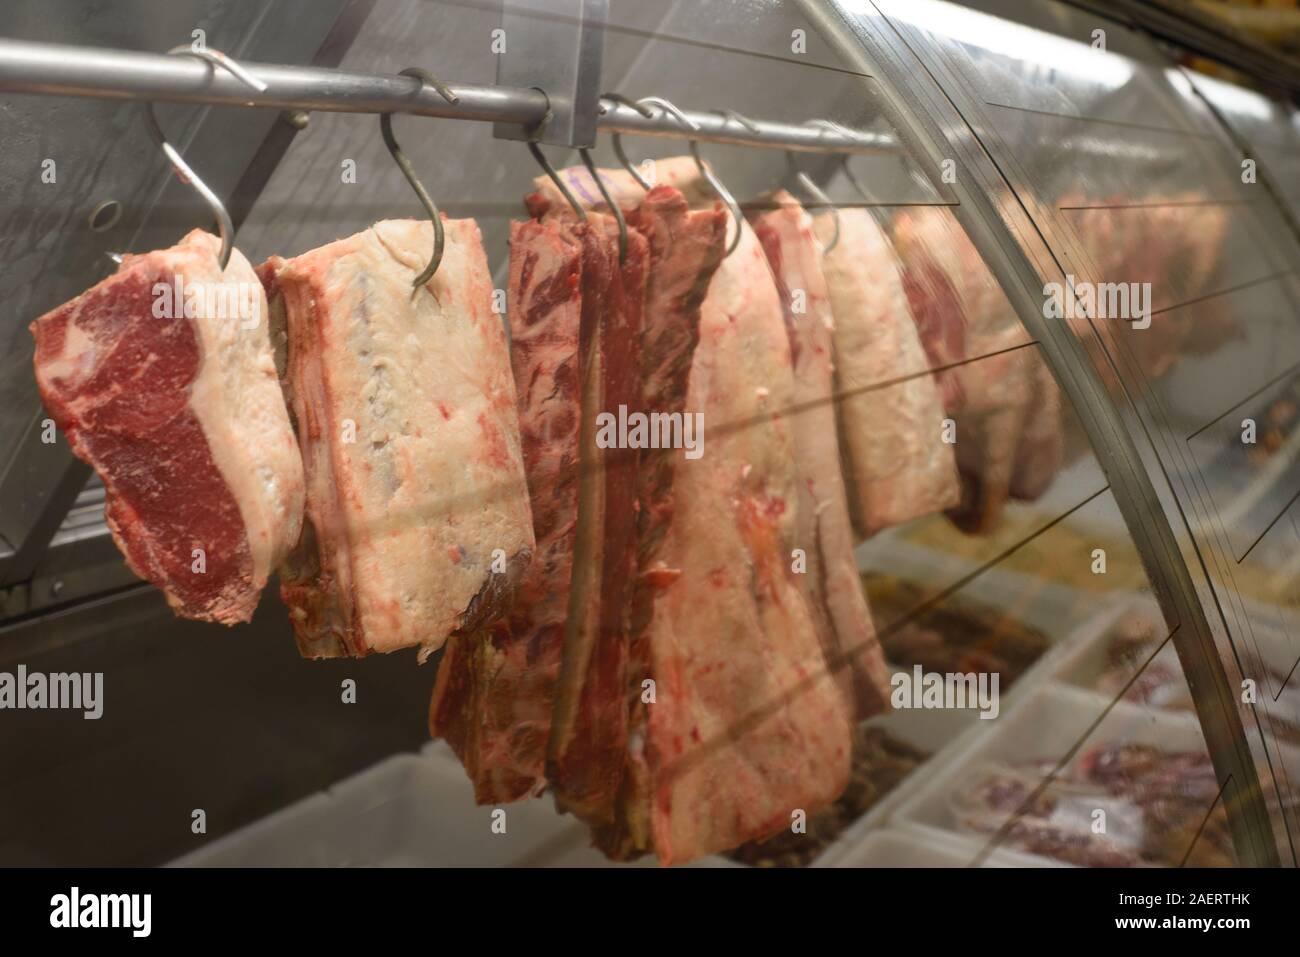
[
  {"x1": 893, "y1": 681, "x2": 1210, "y2": 865},
  {"x1": 1052, "y1": 594, "x2": 1165, "y2": 692},
  {"x1": 171, "y1": 742, "x2": 738, "y2": 868},
  {"x1": 812, "y1": 586, "x2": 1134, "y2": 866},
  {"x1": 827, "y1": 824, "x2": 1067, "y2": 868}
]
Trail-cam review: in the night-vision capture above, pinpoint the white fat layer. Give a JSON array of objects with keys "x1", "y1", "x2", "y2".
[
  {"x1": 181, "y1": 231, "x2": 305, "y2": 588},
  {"x1": 276, "y1": 218, "x2": 532, "y2": 653}
]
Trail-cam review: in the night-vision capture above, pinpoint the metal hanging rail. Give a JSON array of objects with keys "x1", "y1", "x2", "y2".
[{"x1": 0, "y1": 38, "x2": 895, "y2": 154}]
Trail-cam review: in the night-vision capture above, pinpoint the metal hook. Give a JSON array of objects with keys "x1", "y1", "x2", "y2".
[
  {"x1": 518, "y1": 86, "x2": 588, "y2": 224},
  {"x1": 143, "y1": 45, "x2": 266, "y2": 270},
  {"x1": 637, "y1": 97, "x2": 744, "y2": 257},
  {"x1": 380, "y1": 67, "x2": 458, "y2": 290},
  {"x1": 527, "y1": 141, "x2": 588, "y2": 223},
  {"x1": 721, "y1": 108, "x2": 839, "y2": 253},
  {"x1": 785, "y1": 139, "x2": 841, "y2": 254},
  {"x1": 601, "y1": 93, "x2": 656, "y2": 191},
  {"x1": 578, "y1": 147, "x2": 628, "y2": 265}
]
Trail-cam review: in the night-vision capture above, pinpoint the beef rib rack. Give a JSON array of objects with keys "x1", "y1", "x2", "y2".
[
  {"x1": 431, "y1": 182, "x2": 729, "y2": 808},
  {"x1": 30, "y1": 229, "x2": 304, "y2": 625},
  {"x1": 429, "y1": 216, "x2": 588, "y2": 803},
  {"x1": 260, "y1": 218, "x2": 534, "y2": 658},
  {"x1": 531, "y1": 161, "x2": 853, "y2": 864}
]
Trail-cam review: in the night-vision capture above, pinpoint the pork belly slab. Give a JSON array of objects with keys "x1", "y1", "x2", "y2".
[
  {"x1": 260, "y1": 218, "x2": 533, "y2": 658},
  {"x1": 751, "y1": 194, "x2": 890, "y2": 720},
  {"x1": 30, "y1": 229, "x2": 304, "y2": 624},
  {"x1": 817, "y1": 207, "x2": 959, "y2": 538}
]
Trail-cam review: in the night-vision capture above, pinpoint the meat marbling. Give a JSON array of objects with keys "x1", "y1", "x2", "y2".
[
  {"x1": 890, "y1": 207, "x2": 1043, "y2": 533},
  {"x1": 260, "y1": 218, "x2": 533, "y2": 657},
  {"x1": 30, "y1": 229, "x2": 304, "y2": 624},
  {"x1": 432, "y1": 184, "x2": 728, "y2": 808},
  {"x1": 429, "y1": 218, "x2": 585, "y2": 802}
]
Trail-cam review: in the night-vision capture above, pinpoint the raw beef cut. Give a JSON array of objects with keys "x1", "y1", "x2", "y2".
[
  {"x1": 429, "y1": 218, "x2": 585, "y2": 803},
  {"x1": 1060, "y1": 190, "x2": 1238, "y2": 395},
  {"x1": 433, "y1": 184, "x2": 727, "y2": 807},
  {"x1": 890, "y1": 207, "x2": 1042, "y2": 533},
  {"x1": 539, "y1": 163, "x2": 849, "y2": 859},
  {"x1": 526, "y1": 155, "x2": 718, "y2": 218},
  {"x1": 816, "y1": 206, "x2": 959, "y2": 538},
  {"x1": 260, "y1": 218, "x2": 534, "y2": 657},
  {"x1": 547, "y1": 213, "x2": 649, "y2": 823},
  {"x1": 615, "y1": 187, "x2": 728, "y2": 843},
  {"x1": 1010, "y1": 360, "x2": 1065, "y2": 501},
  {"x1": 616, "y1": 215, "x2": 850, "y2": 864},
  {"x1": 751, "y1": 193, "x2": 891, "y2": 720},
  {"x1": 533, "y1": 161, "x2": 851, "y2": 864},
  {"x1": 30, "y1": 229, "x2": 304, "y2": 624}
]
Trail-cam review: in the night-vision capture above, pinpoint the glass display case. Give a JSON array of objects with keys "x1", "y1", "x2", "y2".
[{"x1": 0, "y1": 0, "x2": 1297, "y2": 869}]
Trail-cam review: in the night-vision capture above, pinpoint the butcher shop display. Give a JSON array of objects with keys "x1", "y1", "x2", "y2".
[
  {"x1": 260, "y1": 218, "x2": 534, "y2": 658},
  {"x1": 431, "y1": 178, "x2": 730, "y2": 808},
  {"x1": 863, "y1": 573, "x2": 1050, "y2": 688},
  {"x1": 428, "y1": 216, "x2": 587, "y2": 803},
  {"x1": 953, "y1": 744, "x2": 1259, "y2": 867},
  {"x1": 1090, "y1": 609, "x2": 1300, "y2": 744},
  {"x1": 1059, "y1": 190, "x2": 1239, "y2": 395},
  {"x1": 30, "y1": 230, "x2": 305, "y2": 625},
  {"x1": 728, "y1": 725, "x2": 930, "y2": 867},
  {"x1": 22, "y1": 143, "x2": 1260, "y2": 869}
]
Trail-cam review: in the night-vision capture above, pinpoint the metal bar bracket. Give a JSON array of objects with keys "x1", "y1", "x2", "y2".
[{"x1": 492, "y1": 0, "x2": 607, "y2": 148}]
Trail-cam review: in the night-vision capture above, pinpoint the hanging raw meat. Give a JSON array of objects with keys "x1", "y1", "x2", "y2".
[
  {"x1": 432, "y1": 177, "x2": 728, "y2": 807},
  {"x1": 30, "y1": 229, "x2": 304, "y2": 624},
  {"x1": 547, "y1": 212, "x2": 650, "y2": 823},
  {"x1": 1010, "y1": 360, "x2": 1065, "y2": 501},
  {"x1": 429, "y1": 217, "x2": 586, "y2": 803},
  {"x1": 817, "y1": 206, "x2": 960, "y2": 538},
  {"x1": 891, "y1": 207, "x2": 1043, "y2": 533},
  {"x1": 533, "y1": 161, "x2": 852, "y2": 864},
  {"x1": 260, "y1": 218, "x2": 534, "y2": 658},
  {"x1": 750, "y1": 193, "x2": 891, "y2": 720},
  {"x1": 1060, "y1": 190, "x2": 1239, "y2": 394},
  {"x1": 611, "y1": 214, "x2": 850, "y2": 864}
]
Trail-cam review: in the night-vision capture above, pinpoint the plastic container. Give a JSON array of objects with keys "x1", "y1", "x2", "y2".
[
  {"x1": 172, "y1": 742, "x2": 737, "y2": 868},
  {"x1": 1053, "y1": 595, "x2": 1159, "y2": 689},
  {"x1": 171, "y1": 750, "x2": 585, "y2": 867},
  {"x1": 893, "y1": 681, "x2": 1212, "y2": 865},
  {"x1": 812, "y1": 577, "x2": 1129, "y2": 866},
  {"x1": 827, "y1": 825, "x2": 1068, "y2": 868}
]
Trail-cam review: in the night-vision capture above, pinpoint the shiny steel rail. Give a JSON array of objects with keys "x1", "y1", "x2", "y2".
[{"x1": 0, "y1": 38, "x2": 895, "y2": 154}]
